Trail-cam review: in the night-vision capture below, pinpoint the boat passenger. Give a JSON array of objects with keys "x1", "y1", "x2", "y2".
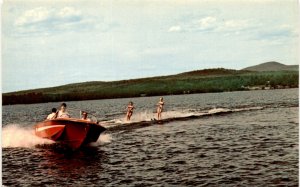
[
  {"x1": 156, "y1": 97, "x2": 164, "y2": 120},
  {"x1": 126, "y1": 101, "x2": 134, "y2": 121},
  {"x1": 81, "y1": 111, "x2": 91, "y2": 121},
  {"x1": 47, "y1": 108, "x2": 57, "y2": 120},
  {"x1": 57, "y1": 103, "x2": 71, "y2": 118}
]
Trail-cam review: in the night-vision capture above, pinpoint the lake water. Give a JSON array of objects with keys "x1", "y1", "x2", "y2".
[{"x1": 2, "y1": 89, "x2": 298, "y2": 186}]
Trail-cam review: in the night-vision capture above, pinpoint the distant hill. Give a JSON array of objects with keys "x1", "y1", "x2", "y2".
[
  {"x1": 242, "y1": 61, "x2": 298, "y2": 72},
  {"x1": 175, "y1": 68, "x2": 248, "y2": 77}
]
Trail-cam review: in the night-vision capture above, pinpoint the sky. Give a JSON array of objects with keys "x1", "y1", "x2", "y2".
[{"x1": 2, "y1": 0, "x2": 299, "y2": 93}]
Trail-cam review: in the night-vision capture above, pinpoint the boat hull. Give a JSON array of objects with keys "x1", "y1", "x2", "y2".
[{"x1": 35, "y1": 118, "x2": 106, "y2": 149}]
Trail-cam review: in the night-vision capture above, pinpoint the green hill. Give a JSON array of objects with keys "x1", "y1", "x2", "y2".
[
  {"x1": 242, "y1": 61, "x2": 298, "y2": 72},
  {"x1": 3, "y1": 67, "x2": 298, "y2": 105}
]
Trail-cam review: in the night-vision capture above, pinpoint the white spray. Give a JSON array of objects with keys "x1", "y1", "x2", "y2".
[
  {"x1": 88, "y1": 133, "x2": 112, "y2": 147},
  {"x1": 2, "y1": 124, "x2": 54, "y2": 148},
  {"x1": 114, "y1": 110, "x2": 198, "y2": 124}
]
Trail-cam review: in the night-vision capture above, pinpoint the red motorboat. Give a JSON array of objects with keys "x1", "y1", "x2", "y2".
[{"x1": 35, "y1": 118, "x2": 106, "y2": 149}]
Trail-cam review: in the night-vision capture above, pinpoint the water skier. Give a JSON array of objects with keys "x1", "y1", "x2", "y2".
[
  {"x1": 126, "y1": 101, "x2": 135, "y2": 121},
  {"x1": 156, "y1": 97, "x2": 164, "y2": 120}
]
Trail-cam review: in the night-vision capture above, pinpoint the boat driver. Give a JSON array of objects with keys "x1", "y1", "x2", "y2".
[{"x1": 81, "y1": 111, "x2": 91, "y2": 121}]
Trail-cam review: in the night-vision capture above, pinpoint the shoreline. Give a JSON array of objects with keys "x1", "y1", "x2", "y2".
[{"x1": 2, "y1": 87, "x2": 298, "y2": 106}]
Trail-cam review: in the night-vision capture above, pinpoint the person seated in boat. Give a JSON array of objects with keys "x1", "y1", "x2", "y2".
[
  {"x1": 57, "y1": 103, "x2": 71, "y2": 118},
  {"x1": 47, "y1": 108, "x2": 57, "y2": 120},
  {"x1": 81, "y1": 111, "x2": 91, "y2": 121},
  {"x1": 126, "y1": 101, "x2": 134, "y2": 121},
  {"x1": 156, "y1": 97, "x2": 164, "y2": 120}
]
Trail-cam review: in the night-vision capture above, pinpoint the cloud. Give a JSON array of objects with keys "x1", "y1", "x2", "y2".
[
  {"x1": 14, "y1": 7, "x2": 93, "y2": 35},
  {"x1": 220, "y1": 20, "x2": 250, "y2": 31},
  {"x1": 167, "y1": 15, "x2": 298, "y2": 42},
  {"x1": 168, "y1": 16, "x2": 252, "y2": 33},
  {"x1": 15, "y1": 7, "x2": 51, "y2": 26},
  {"x1": 57, "y1": 7, "x2": 81, "y2": 18},
  {"x1": 197, "y1": 16, "x2": 217, "y2": 30},
  {"x1": 168, "y1": 25, "x2": 181, "y2": 32},
  {"x1": 15, "y1": 7, "x2": 82, "y2": 26}
]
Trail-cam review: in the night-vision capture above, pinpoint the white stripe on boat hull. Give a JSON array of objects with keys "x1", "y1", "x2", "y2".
[{"x1": 36, "y1": 125, "x2": 65, "y2": 132}]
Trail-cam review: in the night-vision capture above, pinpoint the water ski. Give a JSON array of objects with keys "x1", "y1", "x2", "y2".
[{"x1": 151, "y1": 118, "x2": 163, "y2": 124}]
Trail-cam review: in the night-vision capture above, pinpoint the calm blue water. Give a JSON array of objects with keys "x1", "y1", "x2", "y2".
[{"x1": 2, "y1": 89, "x2": 298, "y2": 186}]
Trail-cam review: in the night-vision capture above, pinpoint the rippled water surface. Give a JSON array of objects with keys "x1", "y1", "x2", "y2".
[{"x1": 2, "y1": 89, "x2": 299, "y2": 186}]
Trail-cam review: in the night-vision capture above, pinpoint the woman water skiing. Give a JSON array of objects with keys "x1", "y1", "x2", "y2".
[
  {"x1": 126, "y1": 101, "x2": 135, "y2": 121},
  {"x1": 156, "y1": 97, "x2": 164, "y2": 120}
]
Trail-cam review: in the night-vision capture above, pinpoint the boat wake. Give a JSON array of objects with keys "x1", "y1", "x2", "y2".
[
  {"x1": 88, "y1": 133, "x2": 113, "y2": 147},
  {"x1": 100, "y1": 106, "x2": 264, "y2": 130}
]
